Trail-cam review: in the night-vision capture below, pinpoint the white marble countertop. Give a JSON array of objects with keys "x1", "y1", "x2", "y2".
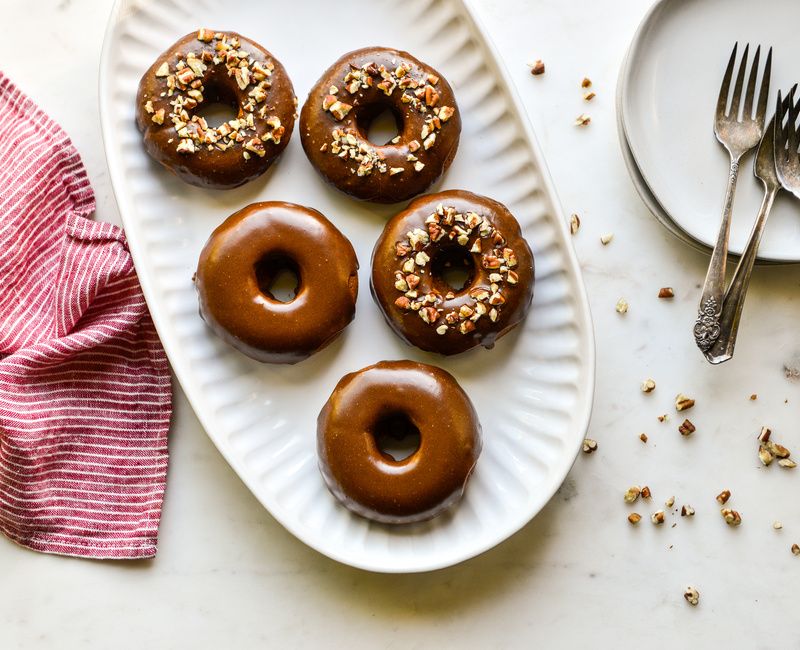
[{"x1": 3, "y1": 0, "x2": 800, "y2": 647}]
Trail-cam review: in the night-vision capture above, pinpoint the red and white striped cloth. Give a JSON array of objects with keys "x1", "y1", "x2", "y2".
[{"x1": 0, "y1": 72, "x2": 171, "y2": 559}]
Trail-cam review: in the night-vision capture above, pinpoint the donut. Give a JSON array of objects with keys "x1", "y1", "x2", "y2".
[
  {"x1": 371, "y1": 190, "x2": 534, "y2": 355},
  {"x1": 136, "y1": 29, "x2": 296, "y2": 189},
  {"x1": 299, "y1": 47, "x2": 461, "y2": 203},
  {"x1": 317, "y1": 360, "x2": 481, "y2": 524},
  {"x1": 195, "y1": 202, "x2": 358, "y2": 364}
]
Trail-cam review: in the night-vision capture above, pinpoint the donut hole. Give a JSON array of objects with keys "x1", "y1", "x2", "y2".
[
  {"x1": 356, "y1": 104, "x2": 403, "y2": 146},
  {"x1": 254, "y1": 254, "x2": 300, "y2": 303},
  {"x1": 431, "y1": 246, "x2": 476, "y2": 294},
  {"x1": 372, "y1": 413, "x2": 421, "y2": 462},
  {"x1": 193, "y1": 82, "x2": 239, "y2": 128}
]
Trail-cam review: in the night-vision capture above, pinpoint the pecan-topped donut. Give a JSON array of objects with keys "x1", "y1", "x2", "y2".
[
  {"x1": 371, "y1": 190, "x2": 534, "y2": 355},
  {"x1": 317, "y1": 360, "x2": 482, "y2": 524},
  {"x1": 136, "y1": 30, "x2": 296, "y2": 189},
  {"x1": 299, "y1": 47, "x2": 461, "y2": 203},
  {"x1": 195, "y1": 202, "x2": 358, "y2": 364}
]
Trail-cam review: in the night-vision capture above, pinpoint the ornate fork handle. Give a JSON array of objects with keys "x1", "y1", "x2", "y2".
[
  {"x1": 703, "y1": 185, "x2": 778, "y2": 363},
  {"x1": 694, "y1": 156, "x2": 740, "y2": 352}
]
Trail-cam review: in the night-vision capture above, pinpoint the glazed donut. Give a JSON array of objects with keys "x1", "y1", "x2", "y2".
[
  {"x1": 317, "y1": 360, "x2": 481, "y2": 524},
  {"x1": 299, "y1": 47, "x2": 461, "y2": 203},
  {"x1": 195, "y1": 202, "x2": 358, "y2": 364},
  {"x1": 136, "y1": 29, "x2": 296, "y2": 189},
  {"x1": 371, "y1": 190, "x2": 534, "y2": 355}
]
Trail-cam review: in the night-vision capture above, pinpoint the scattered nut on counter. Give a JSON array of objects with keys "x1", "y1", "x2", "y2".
[
  {"x1": 624, "y1": 486, "x2": 641, "y2": 503},
  {"x1": 529, "y1": 59, "x2": 545, "y2": 76},
  {"x1": 569, "y1": 213, "x2": 580, "y2": 235},
  {"x1": 678, "y1": 419, "x2": 696, "y2": 436},
  {"x1": 792, "y1": 544, "x2": 800, "y2": 556},
  {"x1": 639, "y1": 433, "x2": 648, "y2": 443},
  {"x1": 641, "y1": 486, "x2": 651, "y2": 499},
  {"x1": 615, "y1": 298, "x2": 629, "y2": 314},
  {"x1": 681, "y1": 505, "x2": 695, "y2": 517},
  {"x1": 716, "y1": 489, "x2": 731, "y2": 505},
  {"x1": 684, "y1": 587, "x2": 700, "y2": 606},
  {"x1": 628, "y1": 513, "x2": 642, "y2": 525},
  {"x1": 600, "y1": 233, "x2": 614, "y2": 245},
  {"x1": 658, "y1": 287, "x2": 675, "y2": 298},
  {"x1": 582, "y1": 438, "x2": 598, "y2": 454},
  {"x1": 675, "y1": 394, "x2": 695, "y2": 411},
  {"x1": 581, "y1": 77, "x2": 592, "y2": 88},
  {"x1": 574, "y1": 113, "x2": 591, "y2": 126},
  {"x1": 651, "y1": 510, "x2": 665, "y2": 525},
  {"x1": 721, "y1": 508, "x2": 742, "y2": 526},
  {"x1": 641, "y1": 378, "x2": 656, "y2": 393}
]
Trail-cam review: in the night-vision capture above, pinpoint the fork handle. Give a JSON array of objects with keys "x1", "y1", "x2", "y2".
[
  {"x1": 703, "y1": 185, "x2": 777, "y2": 364},
  {"x1": 694, "y1": 156, "x2": 741, "y2": 352}
]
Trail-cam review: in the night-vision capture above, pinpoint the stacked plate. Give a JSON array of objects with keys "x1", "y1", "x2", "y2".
[{"x1": 617, "y1": 0, "x2": 800, "y2": 264}]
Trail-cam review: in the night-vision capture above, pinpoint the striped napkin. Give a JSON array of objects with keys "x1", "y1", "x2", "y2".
[{"x1": 0, "y1": 72, "x2": 172, "y2": 559}]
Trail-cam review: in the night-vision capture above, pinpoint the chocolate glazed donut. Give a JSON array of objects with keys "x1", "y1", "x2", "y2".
[
  {"x1": 299, "y1": 47, "x2": 461, "y2": 203},
  {"x1": 317, "y1": 360, "x2": 482, "y2": 524},
  {"x1": 195, "y1": 202, "x2": 358, "y2": 364},
  {"x1": 371, "y1": 190, "x2": 534, "y2": 355},
  {"x1": 136, "y1": 30, "x2": 296, "y2": 189}
]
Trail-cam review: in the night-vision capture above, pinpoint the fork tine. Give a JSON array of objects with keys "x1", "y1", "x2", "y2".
[
  {"x1": 717, "y1": 42, "x2": 738, "y2": 118},
  {"x1": 729, "y1": 43, "x2": 750, "y2": 119},
  {"x1": 789, "y1": 86, "x2": 799, "y2": 158},
  {"x1": 743, "y1": 45, "x2": 760, "y2": 119},
  {"x1": 774, "y1": 89, "x2": 785, "y2": 168},
  {"x1": 755, "y1": 47, "x2": 772, "y2": 124}
]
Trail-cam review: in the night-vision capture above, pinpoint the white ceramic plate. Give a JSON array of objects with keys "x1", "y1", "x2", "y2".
[
  {"x1": 621, "y1": 0, "x2": 800, "y2": 262},
  {"x1": 616, "y1": 43, "x2": 781, "y2": 264},
  {"x1": 99, "y1": 0, "x2": 595, "y2": 572}
]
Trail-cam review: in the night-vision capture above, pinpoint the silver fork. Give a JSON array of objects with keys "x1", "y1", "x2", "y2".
[
  {"x1": 693, "y1": 43, "x2": 772, "y2": 353},
  {"x1": 703, "y1": 91, "x2": 793, "y2": 364},
  {"x1": 775, "y1": 86, "x2": 800, "y2": 199}
]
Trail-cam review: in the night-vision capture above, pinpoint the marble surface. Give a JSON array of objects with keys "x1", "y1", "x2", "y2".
[{"x1": 2, "y1": 0, "x2": 800, "y2": 647}]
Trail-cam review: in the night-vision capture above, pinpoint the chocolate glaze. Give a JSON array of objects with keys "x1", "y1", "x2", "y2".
[
  {"x1": 300, "y1": 47, "x2": 461, "y2": 203},
  {"x1": 317, "y1": 360, "x2": 481, "y2": 524},
  {"x1": 136, "y1": 30, "x2": 296, "y2": 189},
  {"x1": 371, "y1": 190, "x2": 534, "y2": 355},
  {"x1": 195, "y1": 202, "x2": 358, "y2": 364}
]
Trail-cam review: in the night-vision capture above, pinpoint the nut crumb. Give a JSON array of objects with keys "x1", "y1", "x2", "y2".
[
  {"x1": 721, "y1": 508, "x2": 741, "y2": 526},
  {"x1": 639, "y1": 433, "x2": 648, "y2": 443},
  {"x1": 651, "y1": 510, "x2": 665, "y2": 525},
  {"x1": 600, "y1": 233, "x2": 614, "y2": 245},
  {"x1": 678, "y1": 419, "x2": 696, "y2": 437},
  {"x1": 582, "y1": 438, "x2": 598, "y2": 454},
  {"x1": 774, "y1": 521, "x2": 783, "y2": 530},
  {"x1": 615, "y1": 298, "x2": 629, "y2": 314},
  {"x1": 681, "y1": 505, "x2": 695, "y2": 517},
  {"x1": 758, "y1": 426, "x2": 771, "y2": 443},
  {"x1": 583, "y1": 91, "x2": 596, "y2": 101},
  {"x1": 716, "y1": 489, "x2": 731, "y2": 505},
  {"x1": 574, "y1": 113, "x2": 591, "y2": 126},
  {"x1": 624, "y1": 486, "x2": 641, "y2": 503},
  {"x1": 657, "y1": 414, "x2": 668, "y2": 423},
  {"x1": 529, "y1": 59, "x2": 545, "y2": 76},
  {"x1": 665, "y1": 496, "x2": 675, "y2": 508},
  {"x1": 675, "y1": 394, "x2": 695, "y2": 411},
  {"x1": 750, "y1": 394, "x2": 758, "y2": 401},
  {"x1": 778, "y1": 458, "x2": 797, "y2": 469},
  {"x1": 641, "y1": 486, "x2": 651, "y2": 499},
  {"x1": 569, "y1": 213, "x2": 580, "y2": 235},
  {"x1": 641, "y1": 378, "x2": 656, "y2": 393},
  {"x1": 792, "y1": 544, "x2": 800, "y2": 556},
  {"x1": 684, "y1": 587, "x2": 699, "y2": 606},
  {"x1": 628, "y1": 513, "x2": 642, "y2": 525},
  {"x1": 658, "y1": 287, "x2": 675, "y2": 298},
  {"x1": 581, "y1": 77, "x2": 592, "y2": 88},
  {"x1": 759, "y1": 445, "x2": 775, "y2": 466}
]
